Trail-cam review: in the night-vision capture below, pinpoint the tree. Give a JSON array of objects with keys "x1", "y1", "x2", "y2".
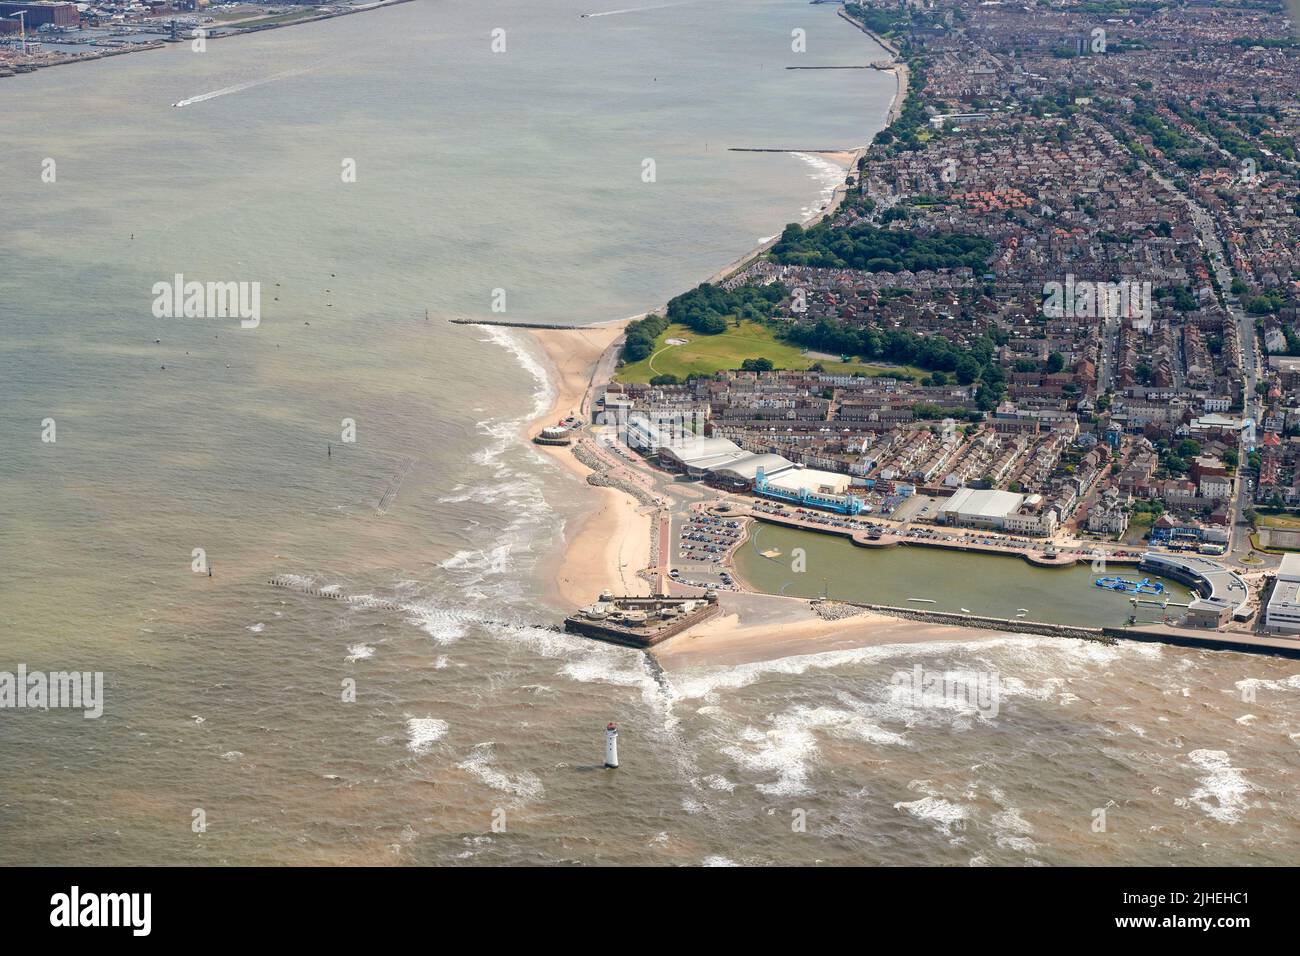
[
  {"x1": 740, "y1": 357, "x2": 774, "y2": 372},
  {"x1": 1046, "y1": 351, "x2": 1066, "y2": 374},
  {"x1": 623, "y1": 332, "x2": 654, "y2": 362}
]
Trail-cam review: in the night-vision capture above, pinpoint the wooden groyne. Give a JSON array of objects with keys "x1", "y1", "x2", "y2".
[
  {"x1": 266, "y1": 576, "x2": 564, "y2": 631},
  {"x1": 376, "y1": 457, "x2": 414, "y2": 516},
  {"x1": 268, "y1": 576, "x2": 407, "y2": 612}
]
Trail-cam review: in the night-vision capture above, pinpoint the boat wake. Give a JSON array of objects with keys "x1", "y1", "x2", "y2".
[
  {"x1": 582, "y1": 1, "x2": 710, "y2": 18},
  {"x1": 171, "y1": 58, "x2": 342, "y2": 108}
]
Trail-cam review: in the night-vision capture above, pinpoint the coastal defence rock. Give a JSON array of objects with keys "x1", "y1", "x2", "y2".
[
  {"x1": 572, "y1": 441, "x2": 659, "y2": 507},
  {"x1": 812, "y1": 601, "x2": 870, "y2": 622},
  {"x1": 830, "y1": 599, "x2": 1114, "y2": 644}
]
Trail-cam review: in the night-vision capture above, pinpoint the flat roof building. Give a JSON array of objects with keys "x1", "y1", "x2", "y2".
[
  {"x1": 0, "y1": 2, "x2": 79, "y2": 27},
  {"x1": 1266, "y1": 553, "x2": 1300, "y2": 635},
  {"x1": 938, "y1": 488, "x2": 1025, "y2": 528},
  {"x1": 937, "y1": 487, "x2": 1058, "y2": 537},
  {"x1": 657, "y1": 435, "x2": 748, "y2": 476},
  {"x1": 763, "y1": 467, "x2": 852, "y2": 496},
  {"x1": 710, "y1": 453, "x2": 795, "y2": 484}
]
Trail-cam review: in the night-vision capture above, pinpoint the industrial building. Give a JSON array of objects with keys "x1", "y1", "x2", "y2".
[
  {"x1": 762, "y1": 468, "x2": 852, "y2": 497},
  {"x1": 657, "y1": 435, "x2": 767, "y2": 479},
  {"x1": 0, "y1": 2, "x2": 79, "y2": 27},
  {"x1": 626, "y1": 414, "x2": 867, "y2": 514},
  {"x1": 1265, "y1": 553, "x2": 1300, "y2": 635},
  {"x1": 937, "y1": 487, "x2": 1058, "y2": 537}
]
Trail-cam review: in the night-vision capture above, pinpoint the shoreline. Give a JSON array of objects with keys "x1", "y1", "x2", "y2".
[
  {"x1": 650, "y1": 588, "x2": 1000, "y2": 669},
  {"x1": 519, "y1": 324, "x2": 655, "y2": 612},
  {"x1": 837, "y1": 7, "x2": 909, "y2": 125},
  {"x1": 509, "y1": 5, "x2": 940, "y2": 663},
  {"x1": 500, "y1": 6, "x2": 945, "y2": 663}
]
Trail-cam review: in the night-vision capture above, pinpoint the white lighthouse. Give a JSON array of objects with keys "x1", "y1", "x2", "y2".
[{"x1": 604, "y1": 722, "x2": 619, "y2": 769}]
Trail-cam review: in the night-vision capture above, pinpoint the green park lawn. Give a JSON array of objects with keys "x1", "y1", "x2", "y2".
[
  {"x1": 615, "y1": 321, "x2": 928, "y2": 384},
  {"x1": 1257, "y1": 512, "x2": 1300, "y2": 530}
]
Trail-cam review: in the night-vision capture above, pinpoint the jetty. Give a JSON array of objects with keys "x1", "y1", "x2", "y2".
[
  {"x1": 729, "y1": 147, "x2": 857, "y2": 154},
  {"x1": 447, "y1": 319, "x2": 589, "y2": 330}
]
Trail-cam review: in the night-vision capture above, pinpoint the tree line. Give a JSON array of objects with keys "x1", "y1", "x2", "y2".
[{"x1": 769, "y1": 220, "x2": 994, "y2": 273}]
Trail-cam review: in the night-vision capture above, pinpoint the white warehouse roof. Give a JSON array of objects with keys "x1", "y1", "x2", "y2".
[
  {"x1": 711, "y1": 453, "x2": 795, "y2": 482},
  {"x1": 657, "y1": 436, "x2": 744, "y2": 469},
  {"x1": 941, "y1": 488, "x2": 1025, "y2": 520},
  {"x1": 764, "y1": 467, "x2": 851, "y2": 495}
]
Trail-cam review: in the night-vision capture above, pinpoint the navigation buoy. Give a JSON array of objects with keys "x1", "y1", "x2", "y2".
[{"x1": 604, "y1": 722, "x2": 619, "y2": 769}]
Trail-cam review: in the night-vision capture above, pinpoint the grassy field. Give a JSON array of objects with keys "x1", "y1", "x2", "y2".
[
  {"x1": 615, "y1": 321, "x2": 928, "y2": 384},
  {"x1": 1257, "y1": 512, "x2": 1300, "y2": 530}
]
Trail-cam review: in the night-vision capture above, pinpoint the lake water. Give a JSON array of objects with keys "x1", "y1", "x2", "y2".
[{"x1": 733, "y1": 522, "x2": 1196, "y2": 627}]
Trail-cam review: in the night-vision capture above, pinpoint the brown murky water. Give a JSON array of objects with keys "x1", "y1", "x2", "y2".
[{"x1": 2, "y1": 1, "x2": 1298, "y2": 866}]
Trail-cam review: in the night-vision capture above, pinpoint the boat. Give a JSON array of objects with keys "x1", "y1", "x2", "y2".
[
  {"x1": 908, "y1": 598, "x2": 937, "y2": 604},
  {"x1": 960, "y1": 607, "x2": 971, "y2": 613}
]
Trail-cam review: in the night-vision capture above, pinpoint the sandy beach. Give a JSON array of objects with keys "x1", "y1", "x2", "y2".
[
  {"x1": 653, "y1": 581, "x2": 997, "y2": 669},
  {"x1": 514, "y1": 9, "x2": 918, "y2": 652},
  {"x1": 522, "y1": 323, "x2": 655, "y2": 610},
  {"x1": 515, "y1": 327, "x2": 1004, "y2": 667}
]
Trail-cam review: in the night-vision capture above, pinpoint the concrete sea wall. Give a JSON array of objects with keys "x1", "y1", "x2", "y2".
[{"x1": 827, "y1": 600, "x2": 1113, "y2": 643}]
